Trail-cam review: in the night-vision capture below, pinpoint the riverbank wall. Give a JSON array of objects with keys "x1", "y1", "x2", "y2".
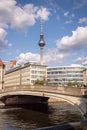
[{"x1": 36, "y1": 122, "x2": 87, "y2": 130}]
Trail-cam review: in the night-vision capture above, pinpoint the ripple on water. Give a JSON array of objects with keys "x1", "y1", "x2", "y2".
[{"x1": 0, "y1": 101, "x2": 83, "y2": 130}]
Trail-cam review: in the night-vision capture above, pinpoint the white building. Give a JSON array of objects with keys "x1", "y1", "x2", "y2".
[
  {"x1": 4, "y1": 62, "x2": 47, "y2": 87},
  {"x1": 47, "y1": 66, "x2": 86, "y2": 86},
  {"x1": 1, "y1": 58, "x2": 87, "y2": 88}
]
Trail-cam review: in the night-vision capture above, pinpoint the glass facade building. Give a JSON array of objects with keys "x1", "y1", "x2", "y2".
[{"x1": 47, "y1": 66, "x2": 86, "y2": 86}]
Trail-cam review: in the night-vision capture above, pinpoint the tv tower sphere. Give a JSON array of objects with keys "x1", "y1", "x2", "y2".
[{"x1": 38, "y1": 34, "x2": 45, "y2": 47}]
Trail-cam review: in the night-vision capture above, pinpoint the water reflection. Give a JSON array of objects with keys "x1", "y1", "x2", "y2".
[{"x1": 0, "y1": 102, "x2": 83, "y2": 130}]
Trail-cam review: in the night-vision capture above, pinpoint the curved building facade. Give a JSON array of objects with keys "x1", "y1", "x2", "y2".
[{"x1": 47, "y1": 66, "x2": 86, "y2": 86}]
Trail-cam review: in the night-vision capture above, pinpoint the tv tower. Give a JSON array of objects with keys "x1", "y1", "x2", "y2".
[{"x1": 38, "y1": 16, "x2": 45, "y2": 65}]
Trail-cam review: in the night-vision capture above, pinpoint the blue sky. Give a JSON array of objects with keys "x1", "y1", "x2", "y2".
[{"x1": 0, "y1": 0, "x2": 87, "y2": 66}]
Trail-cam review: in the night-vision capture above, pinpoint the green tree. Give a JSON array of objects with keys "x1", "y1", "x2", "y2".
[
  {"x1": 67, "y1": 81, "x2": 73, "y2": 87},
  {"x1": 34, "y1": 79, "x2": 48, "y2": 86},
  {"x1": 67, "y1": 81, "x2": 83, "y2": 87},
  {"x1": 34, "y1": 79, "x2": 44, "y2": 85}
]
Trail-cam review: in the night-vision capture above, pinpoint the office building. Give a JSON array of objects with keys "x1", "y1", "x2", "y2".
[
  {"x1": 4, "y1": 62, "x2": 47, "y2": 87},
  {"x1": 47, "y1": 66, "x2": 86, "y2": 86}
]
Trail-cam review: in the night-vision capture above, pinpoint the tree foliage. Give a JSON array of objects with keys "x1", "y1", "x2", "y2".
[
  {"x1": 34, "y1": 79, "x2": 48, "y2": 86},
  {"x1": 67, "y1": 81, "x2": 83, "y2": 87}
]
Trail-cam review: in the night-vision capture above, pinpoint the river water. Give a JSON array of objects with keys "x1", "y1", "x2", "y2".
[{"x1": 0, "y1": 101, "x2": 83, "y2": 130}]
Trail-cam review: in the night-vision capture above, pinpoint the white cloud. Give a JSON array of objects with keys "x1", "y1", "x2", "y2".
[
  {"x1": 44, "y1": 49, "x2": 65, "y2": 64},
  {"x1": 64, "y1": 11, "x2": 69, "y2": 17},
  {"x1": 75, "y1": 57, "x2": 85, "y2": 62},
  {"x1": 17, "y1": 49, "x2": 65, "y2": 65},
  {"x1": 70, "y1": 64, "x2": 82, "y2": 67},
  {"x1": 78, "y1": 17, "x2": 87, "y2": 24},
  {"x1": 0, "y1": 0, "x2": 51, "y2": 30},
  {"x1": 71, "y1": 13, "x2": 75, "y2": 18},
  {"x1": 57, "y1": 26, "x2": 87, "y2": 52},
  {"x1": 11, "y1": 5, "x2": 37, "y2": 30},
  {"x1": 17, "y1": 52, "x2": 40, "y2": 64},
  {"x1": 45, "y1": 0, "x2": 60, "y2": 13},
  {"x1": 75, "y1": 57, "x2": 87, "y2": 65},
  {"x1": 0, "y1": 0, "x2": 16, "y2": 28},
  {"x1": 73, "y1": 0, "x2": 87, "y2": 9},
  {"x1": 64, "y1": 12, "x2": 75, "y2": 23},
  {"x1": 0, "y1": 0, "x2": 51, "y2": 49},
  {"x1": 0, "y1": 28, "x2": 11, "y2": 50},
  {"x1": 37, "y1": 7, "x2": 50, "y2": 21}
]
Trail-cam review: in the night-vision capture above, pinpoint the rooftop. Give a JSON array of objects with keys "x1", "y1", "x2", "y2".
[{"x1": 0, "y1": 59, "x2": 4, "y2": 66}]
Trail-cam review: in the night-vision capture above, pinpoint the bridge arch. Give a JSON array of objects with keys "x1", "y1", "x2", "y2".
[
  {"x1": 0, "y1": 90, "x2": 49, "y2": 107},
  {"x1": 44, "y1": 92, "x2": 87, "y2": 119},
  {"x1": 46, "y1": 94, "x2": 84, "y2": 117},
  {"x1": 0, "y1": 89, "x2": 86, "y2": 119}
]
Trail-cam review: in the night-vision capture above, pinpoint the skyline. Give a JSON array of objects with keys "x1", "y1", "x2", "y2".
[{"x1": 0, "y1": 0, "x2": 87, "y2": 66}]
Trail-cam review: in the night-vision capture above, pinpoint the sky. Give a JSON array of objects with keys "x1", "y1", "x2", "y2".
[{"x1": 0, "y1": 0, "x2": 87, "y2": 67}]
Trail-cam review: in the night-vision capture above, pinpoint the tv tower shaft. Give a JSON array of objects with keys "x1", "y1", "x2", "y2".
[{"x1": 38, "y1": 17, "x2": 45, "y2": 65}]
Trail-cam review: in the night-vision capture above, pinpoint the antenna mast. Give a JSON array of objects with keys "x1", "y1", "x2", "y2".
[{"x1": 40, "y1": 16, "x2": 43, "y2": 35}]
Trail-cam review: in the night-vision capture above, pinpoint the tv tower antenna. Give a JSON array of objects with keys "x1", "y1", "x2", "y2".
[
  {"x1": 38, "y1": 15, "x2": 45, "y2": 65},
  {"x1": 40, "y1": 16, "x2": 43, "y2": 35}
]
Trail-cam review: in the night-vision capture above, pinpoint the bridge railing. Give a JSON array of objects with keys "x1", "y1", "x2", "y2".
[{"x1": 0, "y1": 85, "x2": 87, "y2": 97}]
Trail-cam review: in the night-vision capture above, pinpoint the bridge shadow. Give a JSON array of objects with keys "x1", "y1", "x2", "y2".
[
  {"x1": 1, "y1": 103, "x2": 82, "y2": 130},
  {"x1": 1, "y1": 106, "x2": 61, "y2": 130},
  {"x1": 18, "y1": 103, "x2": 50, "y2": 114},
  {"x1": 0, "y1": 95, "x2": 50, "y2": 113}
]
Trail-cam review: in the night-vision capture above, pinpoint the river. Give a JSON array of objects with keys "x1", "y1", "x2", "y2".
[{"x1": 0, "y1": 101, "x2": 83, "y2": 130}]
